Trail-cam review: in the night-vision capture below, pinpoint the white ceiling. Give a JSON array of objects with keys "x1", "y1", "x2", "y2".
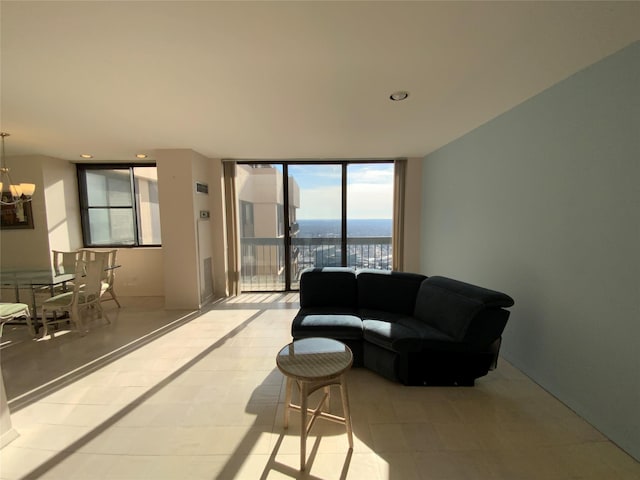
[{"x1": 1, "y1": 1, "x2": 639, "y2": 162}]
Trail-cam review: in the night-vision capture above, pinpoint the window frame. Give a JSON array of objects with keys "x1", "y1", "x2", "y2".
[
  {"x1": 77, "y1": 163, "x2": 161, "y2": 248},
  {"x1": 235, "y1": 159, "x2": 395, "y2": 290}
]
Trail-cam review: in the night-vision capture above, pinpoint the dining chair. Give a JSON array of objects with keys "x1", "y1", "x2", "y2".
[
  {"x1": 40, "y1": 257, "x2": 109, "y2": 338},
  {"x1": 79, "y1": 249, "x2": 121, "y2": 307},
  {"x1": 52, "y1": 250, "x2": 80, "y2": 275},
  {"x1": 0, "y1": 303, "x2": 34, "y2": 337},
  {"x1": 40, "y1": 250, "x2": 82, "y2": 299}
]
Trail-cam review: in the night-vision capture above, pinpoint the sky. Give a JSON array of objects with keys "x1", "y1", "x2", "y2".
[{"x1": 288, "y1": 163, "x2": 393, "y2": 220}]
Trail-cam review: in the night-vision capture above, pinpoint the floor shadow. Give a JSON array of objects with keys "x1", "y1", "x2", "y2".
[
  {"x1": 14, "y1": 306, "x2": 269, "y2": 479},
  {"x1": 214, "y1": 367, "x2": 355, "y2": 479},
  {"x1": 259, "y1": 433, "x2": 352, "y2": 480},
  {"x1": 2, "y1": 300, "x2": 201, "y2": 410}
]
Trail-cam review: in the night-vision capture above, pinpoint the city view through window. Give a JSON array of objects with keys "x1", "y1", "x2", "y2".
[{"x1": 238, "y1": 162, "x2": 394, "y2": 291}]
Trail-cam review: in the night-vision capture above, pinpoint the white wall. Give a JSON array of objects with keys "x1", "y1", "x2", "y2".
[
  {"x1": 420, "y1": 42, "x2": 639, "y2": 460},
  {"x1": 156, "y1": 149, "x2": 224, "y2": 309},
  {"x1": 192, "y1": 153, "x2": 215, "y2": 304},
  {"x1": 108, "y1": 247, "x2": 164, "y2": 297},
  {"x1": 0, "y1": 154, "x2": 83, "y2": 269},
  {"x1": 42, "y1": 157, "x2": 83, "y2": 254},
  {"x1": 0, "y1": 155, "x2": 49, "y2": 269},
  {"x1": 208, "y1": 159, "x2": 228, "y2": 298},
  {"x1": 156, "y1": 149, "x2": 201, "y2": 309}
]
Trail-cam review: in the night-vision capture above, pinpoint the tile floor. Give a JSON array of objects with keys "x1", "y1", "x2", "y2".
[{"x1": 1, "y1": 294, "x2": 639, "y2": 479}]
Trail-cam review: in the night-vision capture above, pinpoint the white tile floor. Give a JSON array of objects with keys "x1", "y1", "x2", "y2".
[{"x1": 1, "y1": 294, "x2": 639, "y2": 479}]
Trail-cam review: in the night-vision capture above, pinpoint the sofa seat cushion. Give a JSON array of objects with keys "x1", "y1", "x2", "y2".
[
  {"x1": 363, "y1": 319, "x2": 422, "y2": 353},
  {"x1": 395, "y1": 317, "x2": 455, "y2": 343},
  {"x1": 292, "y1": 313, "x2": 363, "y2": 340},
  {"x1": 362, "y1": 317, "x2": 453, "y2": 353}
]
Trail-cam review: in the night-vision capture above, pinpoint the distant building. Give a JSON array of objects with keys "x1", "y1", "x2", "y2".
[{"x1": 236, "y1": 165, "x2": 300, "y2": 284}]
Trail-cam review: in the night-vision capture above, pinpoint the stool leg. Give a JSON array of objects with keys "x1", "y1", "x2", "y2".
[
  {"x1": 339, "y1": 374, "x2": 353, "y2": 449},
  {"x1": 323, "y1": 385, "x2": 331, "y2": 412},
  {"x1": 300, "y1": 381, "x2": 309, "y2": 470},
  {"x1": 284, "y1": 376, "x2": 292, "y2": 429}
]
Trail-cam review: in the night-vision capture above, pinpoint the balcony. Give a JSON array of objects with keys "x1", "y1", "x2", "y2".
[{"x1": 240, "y1": 236, "x2": 392, "y2": 291}]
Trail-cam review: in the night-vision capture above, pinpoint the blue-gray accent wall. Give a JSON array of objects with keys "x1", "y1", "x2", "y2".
[{"x1": 421, "y1": 41, "x2": 639, "y2": 460}]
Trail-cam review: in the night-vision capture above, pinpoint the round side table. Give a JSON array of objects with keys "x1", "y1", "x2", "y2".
[{"x1": 276, "y1": 337, "x2": 354, "y2": 471}]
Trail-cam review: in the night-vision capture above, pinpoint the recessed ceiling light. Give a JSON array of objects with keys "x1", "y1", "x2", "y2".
[
  {"x1": 135, "y1": 154, "x2": 148, "y2": 159},
  {"x1": 390, "y1": 91, "x2": 409, "y2": 101},
  {"x1": 80, "y1": 154, "x2": 93, "y2": 159}
]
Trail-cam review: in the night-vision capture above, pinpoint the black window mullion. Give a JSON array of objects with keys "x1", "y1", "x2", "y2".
[
  {"x1": 77, "y1": 167, "x2": 90, "y2": 245},
  {"x1": 283, "y1": 163, "x2": 292, "y2": 290},
  {"x1": 341, "y1": 162, "x2": 347, "y2": 267},
  {"x1": 130, "y1": 166, "x2": 140, "y2": 246}
]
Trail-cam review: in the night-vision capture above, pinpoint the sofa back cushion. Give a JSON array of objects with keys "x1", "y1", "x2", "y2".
[
  {"x1": 299, "y1": 267, "x2": 357, "y2": 309},
  {"x1": 357, "y1": 270, "x2": 427, "y2": 316},
  {"x1": 413, "y1": 276, "x2": 514, "y2": 341}
]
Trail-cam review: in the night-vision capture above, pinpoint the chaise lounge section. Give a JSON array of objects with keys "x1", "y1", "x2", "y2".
[{"x1": 291, "y1": 267, "x2": 514, "y2": 386}]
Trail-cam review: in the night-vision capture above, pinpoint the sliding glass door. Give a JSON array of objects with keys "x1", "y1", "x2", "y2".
[
  {"x1": 288, "y1": 164, "x2": 343, "y2": 290},
  {"x1": 238, "y1": 161, "x2": 394, "y2": 292}
]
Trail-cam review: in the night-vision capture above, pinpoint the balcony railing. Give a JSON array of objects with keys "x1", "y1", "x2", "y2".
[{"x1": 240, "y1": 236, "x2": 392, "y2": 291}]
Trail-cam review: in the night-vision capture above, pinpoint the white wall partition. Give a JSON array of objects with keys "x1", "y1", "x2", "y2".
[
  {"x1": 155, "y1": 149, "x2": 225, "y2": 308},
  {"x1": 156, "y1": 149, "x2": 204, "y2": 309},
  {"x1": 420, "y1": 42, "x2": 639, "y2": 460}
]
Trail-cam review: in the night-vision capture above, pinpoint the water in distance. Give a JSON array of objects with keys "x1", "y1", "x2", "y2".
[{"x1": 297, "y1": 218, "x2": 391, "y2": 238}]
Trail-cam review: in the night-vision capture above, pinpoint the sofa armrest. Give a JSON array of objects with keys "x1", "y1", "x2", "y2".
[
  {"x1": 462, "y1": 308, "x2": 510, "y2": 348},
  {"x1": 423, "y1": 276, "x2": 514, "y2": 308},
  {"x1": 414, "y1": 276, "x2": 514, "y2": 341}
]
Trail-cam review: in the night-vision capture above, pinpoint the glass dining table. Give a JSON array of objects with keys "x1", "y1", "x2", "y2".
[{"x1": 0, "y1": 268, "x2": 77, "y2": 332}]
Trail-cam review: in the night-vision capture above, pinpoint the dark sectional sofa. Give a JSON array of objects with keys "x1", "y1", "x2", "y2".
[{"x1": 291, "y1": 267, "x2": 514, "y2": 386}]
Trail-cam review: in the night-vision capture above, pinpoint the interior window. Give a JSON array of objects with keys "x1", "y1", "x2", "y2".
[{"x1": 77, "y1": 164, "x2": 161, "y2": 247}]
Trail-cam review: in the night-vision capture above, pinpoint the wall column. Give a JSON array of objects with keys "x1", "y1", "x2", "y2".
[{"x1": 155, "y1": 149, "x2": 201, "y2": 309}]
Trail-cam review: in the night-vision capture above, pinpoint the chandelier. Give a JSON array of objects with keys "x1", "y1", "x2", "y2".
[{"x1": 0, "y1": 132, "x2": 36, "y2": 206}]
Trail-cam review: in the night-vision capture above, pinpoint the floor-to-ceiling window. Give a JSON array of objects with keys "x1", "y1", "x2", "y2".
[
  {"x1": 237, "y1": 161, "x2": 394, "y2": 292},
  {"x1": 287, "y1": 164, "x2": 344, "y2": 290},
  {"x1": 346, "y1": 163, "x2": 394, "y2": 271}
]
